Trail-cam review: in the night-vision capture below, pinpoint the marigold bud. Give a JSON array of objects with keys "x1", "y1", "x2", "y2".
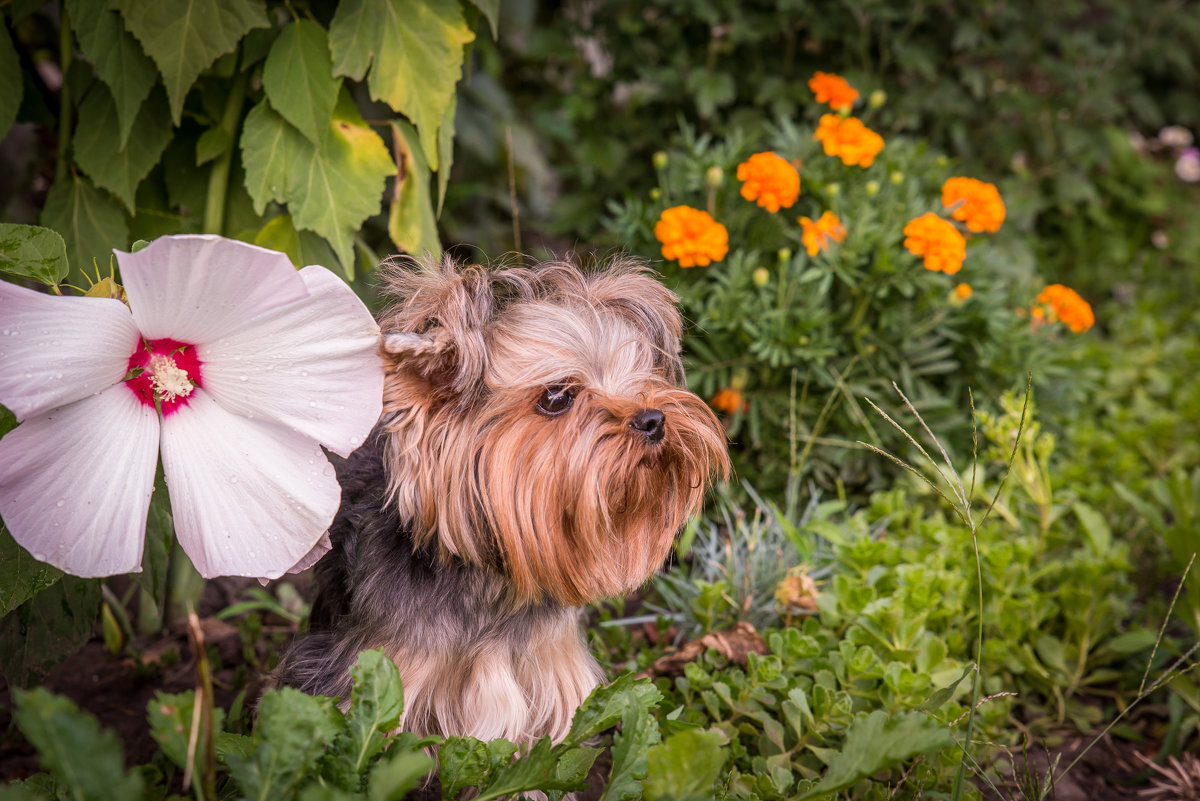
[
  {"x1": 752, "y1": 267, "x2": 770, "y2": 287},
  {"x1": 826, "y1": 183, "x2": 840, "y2": 196},
  {"x1": 777, "y1": 247, "x2": 792, "y2": 263},
  {"x1": 868, "y1": 89, "x2": 886, "y2": 109},
  {"x1": 649, "y1": 187, "x2": 661, "y2": 200},
  {"x1": 865, "y1": 180, "x2": 880, "y2": 196},
  {"x1": 890, "y1": 171, "x2": 904, "y2": 185},
  {"x1": 706, "y1": 165, "x2": 725, "y2": 188},
  {"x1": 652, "y1": 151, "x2": 669, "y2": 170}
]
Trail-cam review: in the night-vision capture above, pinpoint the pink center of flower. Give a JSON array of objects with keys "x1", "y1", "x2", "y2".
[{"x1": 126, "y1": 338, "x2": 203, "y2": 415}]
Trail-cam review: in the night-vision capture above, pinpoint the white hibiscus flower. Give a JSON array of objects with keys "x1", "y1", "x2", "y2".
[{"x1": 0, "y1": 235, "x2": 383, "y2": 580}]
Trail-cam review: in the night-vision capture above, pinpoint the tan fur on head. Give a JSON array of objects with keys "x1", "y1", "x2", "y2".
[{"x1": 378, "y1": 256, "x2": 730, "y2": 606}]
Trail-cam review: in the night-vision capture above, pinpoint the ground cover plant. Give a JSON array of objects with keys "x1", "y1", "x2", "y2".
[{"x1": 2, "y1": 1, "x2": 1200, "y2": 800}]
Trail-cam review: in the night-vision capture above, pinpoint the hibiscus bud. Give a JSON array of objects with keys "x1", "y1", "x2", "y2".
[
  {"x1": 868, "y1": 89, "x2": 886, "y2": 109},
  {"x1": 865, "y1": 180, "x2": 880, "y2": 196},
  {"x1": 705, "y1": 166, "x2": 724, "y2": 188},
  {"x1": 652, "y1": 151, "x2": 669, "y2": 170},
  {"x1": 752, "y1": 267, "x2": 770, "y2": 287}
]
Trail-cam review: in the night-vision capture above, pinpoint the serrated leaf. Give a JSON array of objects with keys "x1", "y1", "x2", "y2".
[
  {"x1": 289, "y1": 94, "x2": 395, "y2": 271},
  {"x1": 602, "y1": 687, "x2": 662, "y2": 801},
  {"x1": 565, "y1": 674, "x2": 664, "y2": 747},
  {"x1": 795, "y1": 711, "x2": 953, "y2": 800},
  {"x1": 147, "y1": 690, "x2": 227, "y2": 774},
  {"x1": 73, "y1": 84, "x2": 173, "y2": 211},
  {"x1": 13, "y1": 688, "x2": 144, "y2": 801},
  {"x1": 476, "y1": 738, "x2": 592, "y2": 799},
  {"x1": 345, "y1": 649, "x2": 405, "y2": 776},
  {"x1": 328, "y1": 0, "x2": 473, "y2": 170},
  {"x1": 643, "y1": 728, "x2": 729, "y2": 801},
  {"x1": 39, "y1": 175, "x2": 129, "y2": 287},
  {"x1": 239, "y1": 99, "x2": 306, "y2": 215},
  {"x1": 466, "y1": 0, "x2": 499, "y2": 39},
  {"x1": 438, "y1": 737, "x2": 492, "y2": 797},
  {"x1": 224, "y1": 687, "x2": 344, "y2": 800},
  {"x1": 0, "y1": 21, "x2": 21, "y2": 141},
  {"x1": 0, "y1": 224, "x2": 69, "y2": 286},
  {"x1": 0, "y1": 576, "x2": 100, "y2": 687},
  {"x1": 254, "y1": 214, "x2": 340, "y2": 274},
  {"x1": 65, "y1": 0, "x2": 158, "y2": 148},
  {"x1": 0, "y1": 525, "x2": 63, "y2": 619},
  {"x1": 112, "y1": 0, "x2": 269, "y2": 124},
  {"x1": 263, "y1": 19, "x2": 339, "y2": 145},
  {"x1": 368, "y1": 747, "x2": 435, "y2": 801},
  {"x1": 388, "y1": 120, "x2": 441, "y2": 260}
]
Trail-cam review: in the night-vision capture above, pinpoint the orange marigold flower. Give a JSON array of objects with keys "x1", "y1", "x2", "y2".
[
  {"x1": 710, "y1": 387, "x2": 747, "y2": 415},
  {"x1": 808, "y1": 71, "x2": 859, "y2": 112},
  {"x1": 1035, "y1": 284, "x2": 1094, "y2": 333},
  {"x1": 942, "y1": 177, "x2": 1006, "y2": 233},
  {"x1": 798, "y1": 210, "x2": 847, "y2": 256},
  {"x1": 953, "y1": 282, "x2": 973, "y2": 300},
  {"x1": 903, "y1": 213, "x2": 966, "y2": 275},
  {"x1": 737, "y1": 152, "x2": 801, "y2": 213},
  {"x1": 814, "y1": 114, "x2": 884, "y2": 168},
  {"x1": 655, "y1": 205, "x2": 729, "y2": 268}
]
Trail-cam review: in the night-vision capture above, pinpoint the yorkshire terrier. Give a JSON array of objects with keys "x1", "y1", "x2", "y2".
[{"x1": 276, "y1": 257, "x2": 728, "y2": 743}]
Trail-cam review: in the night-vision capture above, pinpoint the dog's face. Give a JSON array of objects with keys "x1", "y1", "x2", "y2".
[{"x1": 377, "y1": 258, "x2": 729, "y2": 605}]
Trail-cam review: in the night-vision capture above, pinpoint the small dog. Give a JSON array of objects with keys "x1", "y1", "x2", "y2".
[{"x1": 276, "y1": 257, "x2": 728, "y2": 743}]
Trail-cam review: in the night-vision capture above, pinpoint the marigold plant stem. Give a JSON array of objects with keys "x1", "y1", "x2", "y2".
[
  {"x1": 203, "y1": 67, "x2": 248, "y2": 235},
  {"x1": 55, "y1": 6, "x2": 72, "y2": 182}
]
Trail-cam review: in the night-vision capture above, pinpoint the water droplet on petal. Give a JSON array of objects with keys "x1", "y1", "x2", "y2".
[
  {"x1": 301, "y1": 370, "x2": 308, "y2": 376},
  {"x1": 239, "y1": 375, "x2": 248, "y2": 382},
  {"x1": 309, "y1": 401, "x2": 317, "y2": 407},
  {"x1": 55, "y1": 499, "x2": 65, "y2": 507}
]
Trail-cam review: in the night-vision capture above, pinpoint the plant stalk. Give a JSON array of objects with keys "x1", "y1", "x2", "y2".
[{"x1": 203, "y1": 67, "x2": 248, "y2": 235}]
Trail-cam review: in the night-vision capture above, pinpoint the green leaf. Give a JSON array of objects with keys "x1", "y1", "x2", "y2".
[
  {"x1": 65, "y1": 0, "x2": 158, "y2": 148},
  {"x1": 367, "y1": 748, "x2": 436, "y2": 801},
  {"x1": 196, "y1": 126, "x2": 231, "y2": 166},
  {"x1": 1072, "y1": 501, "x2": 1112, "y2": 555},
  {"x1": 12, "y1": 688, "x2": 144, "y2": 801},
  {"x1": 225, "y1": 688, "x2": 344, "y2": 799},
  {"x1": 0, "y1": 224, "x2": 70, "y2": 286},
  {"x1": 147, "y1": 690, "x2": 227, "y2": 774},
  {"x1": 0, "y1": 21, "x2": 21, "y2": 141},
  {"x1": 240, "y1": 99, "x2": 306, "y2": 215},
  {"x1": 466, "y1": 0, "x2": 499, "y2": 39},
  {"x1": 254, "y1": 214, "x2": 341, "y2": 274},
  {"x1": 565, "y1": 673, "x2": 664, "y2": 747},
  {"x1": 132, "y1": 469, "x2": 173, "y2": 629},
  {"x1": 328, "y1": 0, "x2": 473, "y2": 170},
  {"x1": 73, "y1": 85, "x2": 173, "y2": 212},
  {"x1": 0, "y1": 576, "x2": 101, "y2": 687},
  {"x1": 920, "y1": 663, "x2": 974, "y2": 714},
  {"x1": 643, "y1": 728, "x2": 729, "y2": 801},
  {"x1": 39, "y1": 174, "x2": 129, "y2": 285},
  {"x1": 602, "y1": 685, "x2": 662, "y2": 801},
  {"x1": 435, "y1": 94, "x2": 456, "y2": 216},
  {"x1": 795, "y1": 711, "x2": 953, "y2": 800},
  {"x1": 387, "y1": 120, "x2": 441, "y2": 260},
  {"x1": 438, "y1": 737, "x2": 492, "y2": 797},
  {"x1": 112, "y1": 0, "x2": 269, "y2": 124},
  {"x1": 0, "y1": 527, "x2": 63, "y2": 619},
  {"x1": 345, "y1": 650, "x2": 406, "y2": 776},
  {"x1": 263, "y1": 19, "x2": 340, "y2": 145}
]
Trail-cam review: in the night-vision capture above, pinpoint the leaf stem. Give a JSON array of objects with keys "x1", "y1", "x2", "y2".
[
  {"x1": 55, "y1": 5, "x2": 72, "y2": 182},
  {"x1": 203, "y1": 66, "x2": 248, "y2": 235}
]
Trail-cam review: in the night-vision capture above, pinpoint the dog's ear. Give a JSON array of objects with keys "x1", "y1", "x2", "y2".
[{"x1": 379, "y1": 257, "x2": 493, "y2": 402}]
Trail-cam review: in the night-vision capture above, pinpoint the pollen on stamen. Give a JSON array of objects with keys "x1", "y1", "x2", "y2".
[{"x1": 148, "y1": 354, "x2": 195, "y2": 403}]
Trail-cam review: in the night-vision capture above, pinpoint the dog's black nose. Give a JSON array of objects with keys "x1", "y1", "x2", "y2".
[{"x1": 630, "y1": 408, "x2": 665, "y2": 444}]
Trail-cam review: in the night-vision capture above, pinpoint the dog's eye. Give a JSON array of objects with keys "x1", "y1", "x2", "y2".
[{"x1": 536, "y1": 385, "x2": 575, "y2": 416}]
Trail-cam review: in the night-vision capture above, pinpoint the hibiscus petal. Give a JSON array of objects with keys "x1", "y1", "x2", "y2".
[
  {"x1": 0, "y1": 281, "x2": 140, "y2": 420},
  {"x1": 159, "y1": 390, "x2": 341, "y2": 580},
  {"x1": 198, "y1": 265, "x2": 383, "y2": 457},
  {"x1": 118, "y1": 235, "x2": 310, "y2": 345},
  {"x1": 0, "y1": 385, "x2": 159, "y2": 577}
]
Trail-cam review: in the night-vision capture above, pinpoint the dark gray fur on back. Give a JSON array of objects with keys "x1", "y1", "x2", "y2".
[{"x1": 274, "y1": 427, "x2": 564, "y2": 702}]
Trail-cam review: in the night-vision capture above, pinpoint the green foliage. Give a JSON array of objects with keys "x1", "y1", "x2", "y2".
[
  {"x1": 0, "y1": 576, "x2": 101, "y2": 687},
  {"x1": 0, "y1": 225, "x2": 69, "y2": 286}
]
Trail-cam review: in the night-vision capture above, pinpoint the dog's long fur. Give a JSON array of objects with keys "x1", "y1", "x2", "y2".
[{"x1": 276, "y1": 257, "x2": 728, "y2": 742}]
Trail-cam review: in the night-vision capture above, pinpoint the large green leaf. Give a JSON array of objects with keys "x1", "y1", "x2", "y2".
[
  {"x1": 73, "y1": 85, "x2": 173, "y2": 212},
  {"x1": 643, "y1": 728, "x2": 729, "y2": 801},
  {"x1": 65, "y1": 0, "x2": 158, "y2": 148},
  {"x1": 13, "y1": 688, "x2": 145, "y2": 801},
  {"x1": 0, "y1": 577, "x2": 101, "y2": 687},
  {"x1": 240, "y1": 95, "x2": 393, "y2": 272},
  {"x1": 466, "y1": 0, "x2": 499, "y2": 39},
  {"x1": 345, "y1": 649, "x2": 406, "y2": 775},
  {"x1": 254, "y1": 215, "x2": 340, "y2": 274},
  {"x1": 328, "y1": 0, "x2": 473, "y2": 170},
  {"x1": 262, "y1": 19, "x2": 339, "y2": 145},
  {"x1": 0, "y1": 224, "x2": 69, "y2": 286},
  {"x1": 388, "y1": 121, "x2": 440, "y2": 260},
  {"x1": 795, "y1": 711, "x2": 954, "y2": 800},
  {"x1": 0, "y1": 20, "x2": 21, "y2": 141},
  {"x1": 39, "y1": 174, "x2": 130, "y2": 283},
  {"x1": 112, "y1": 0, "x2": 269, "y2": 124},
  {"x1": 0, "y1": 528, "x2": 63, "y2": 620},
  {"x1": 601, "y1": 685, "x2": 662, "y2": 801}
]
